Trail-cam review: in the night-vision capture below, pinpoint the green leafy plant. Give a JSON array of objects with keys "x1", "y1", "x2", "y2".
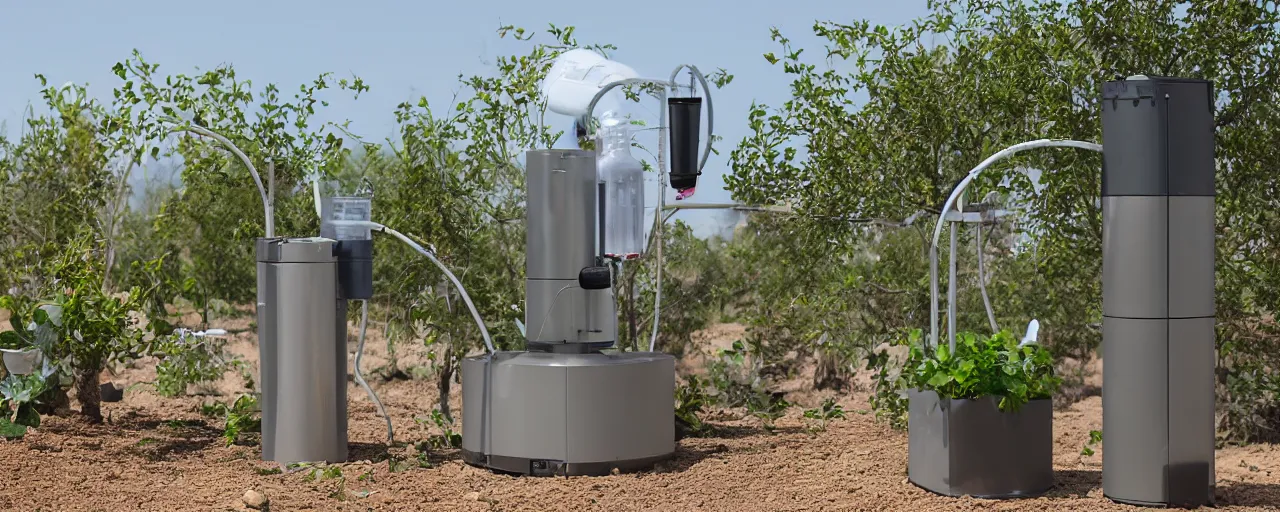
[
  {"x1": 1081, "y1": 429, "x2": 1103, "y2": 457},
  {"x1": 675, "y1": 376, "x2": 710, "y2": 437},
  {"x1": 706, "y1": 340, "x2": 756, "y2": 407},
  {"x1": 418, "y1": 409, "x2": 462, "y2": 450},
  {"x1": 802, "y1": 397, "x2": 846, "y2": 433},
  {"x1": 201, "y1": 394, "x2": 261, "y2": 446},
  {"x1": 152, "y1": 330, "x2": 236, "y2": 397},
  {"x1": 901, "y1": 329, "x2": 1060, "y2": 412},
  {"x1": 0, "y1": 368, "x2": 54, "y2": 438},
  {"x1": 746, "y1": 392, "x2": 790, "y2": 433}
]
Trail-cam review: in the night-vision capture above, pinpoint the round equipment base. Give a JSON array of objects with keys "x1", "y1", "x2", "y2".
[
  {"x1": 461, "y1": 449, "x2": 672, "y2": 477},
  {"x1": 910, "y1": 478, "x2": 1053, "y2": 500},
  {"x1": 1104, "y1": 490, "x2": 1216, "y2": 509},
  {"x1": 460, "y1": 351, "x2": 676, "y2": 477}
]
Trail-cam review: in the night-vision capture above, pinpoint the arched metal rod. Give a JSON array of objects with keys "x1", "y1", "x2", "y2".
[
  {"x1": 163, "y1": 117, "x2": 274, "y2": 237},
  {"x1": 928, "y1": 139, "x2": 1104, "y2": 352},
  {"x1": 579, "y1": 65, "x2": 715, "y2": 353}
]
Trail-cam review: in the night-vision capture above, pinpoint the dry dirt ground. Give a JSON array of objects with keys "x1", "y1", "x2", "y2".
[{"x1": 0, "y1": 316, "x2": 1277, "y2": 511}]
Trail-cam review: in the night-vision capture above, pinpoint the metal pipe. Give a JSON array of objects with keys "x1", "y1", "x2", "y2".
[
  {"x1": 649, "y1": 86, "x2": 667, "y2": 353},
  {"x1": 976, "y1": 223, "x2": 999, "y2": 333},
  {"x1": 166, "y1": 118, "x2": 274, "y2": 237},
  {"x1": 354, "y1": 299, "x2": 393, "y2": 444},
  {"x1": 928, "y1": 139, "x2": 1103, "y2": 348},
  {"x1": 347, "y1": 221, "x2": 496, "y2": 354},
  {"x1": 948, "y1": 223, "x2": 958, "y2": 351},
  {"x1": 578, "y1": 66, "x2": 716, "y2": 353}
]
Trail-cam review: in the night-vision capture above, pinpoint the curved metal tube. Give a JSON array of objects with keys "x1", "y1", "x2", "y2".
[
  {"x1": 579, "y1": 66, "x2": 716, "y2": 354},
  {"x1": 354, "y1": 299, "x2": 394, "y2": 445},
  {"x1": 168, "y1": 119, "x2": 274, "y2": 237},
  {"x1": 928, "y1": 139, "x2": 1103, "y2": 350},
  {"x1": 347, "y1": 221, "x2": 496, "y2": 354},
  {"x1": 976, "y1": 223, "x2": 999, "y2": 333}
]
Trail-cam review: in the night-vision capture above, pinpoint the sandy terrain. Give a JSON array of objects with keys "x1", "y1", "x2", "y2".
[{"x1": 0, "y1": 317, "x2": 1276, "y2": 511}]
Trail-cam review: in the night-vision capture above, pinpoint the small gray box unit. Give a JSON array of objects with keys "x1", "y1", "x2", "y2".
[
  {"x1": 1101, "y1": 76, "x2": 1215, "y2": 507},
  {"x1": 908, "y1": 390, "x2": 1054, "y2": 498}
]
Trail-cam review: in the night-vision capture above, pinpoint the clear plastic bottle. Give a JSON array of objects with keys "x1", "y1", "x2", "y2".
[{"x1": 597, "y1": 119, "x2": 645, "y2": 259}]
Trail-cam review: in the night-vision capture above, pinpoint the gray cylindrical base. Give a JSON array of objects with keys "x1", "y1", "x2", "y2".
[
  {"x1": 256, "y1": 238, "x2": 349, "y2": 465},
  {"x1": 461, "y1": 351, "x2": 675, "y2": 476},
  {"x1": 907, "y1": 390, "x2": 1053, "y2": 498}
]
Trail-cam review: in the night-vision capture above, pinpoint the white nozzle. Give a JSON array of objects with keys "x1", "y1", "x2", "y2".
[
  {"x1": 201, "y1": 329, "x2": 228, "y2": 337},
  {"x1": 1019, "y1": 319, "x2": 1040, "y2": 347}
]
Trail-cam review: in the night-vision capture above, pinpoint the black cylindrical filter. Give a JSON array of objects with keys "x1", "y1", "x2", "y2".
[{"x1": 667, "y1": 97, "x2": 702, "y2": 191}]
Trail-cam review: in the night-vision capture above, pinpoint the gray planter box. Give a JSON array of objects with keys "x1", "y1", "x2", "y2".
[{"x1": 908, "y1": 389, "x2": 1053, "y2": 498}]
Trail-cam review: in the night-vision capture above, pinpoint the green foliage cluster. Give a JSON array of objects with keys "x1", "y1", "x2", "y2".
[
  {"x1": 200, "y1": 394, "x2": 261, "y2": 446},
  {"x1": 901, "y1": 330, "x2": 1060, "y2": 411},
  {"x1": 802, "y1": 397, "x2": 846, "y2": 434},
  {"x1": 0, "y1": 371, "x2": 53, "y2": 438}
]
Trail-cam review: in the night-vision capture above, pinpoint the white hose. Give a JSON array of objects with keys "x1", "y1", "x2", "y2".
[
  {"x1": 167, "y1": 118, "x2": 274, "y2": 238},
  {"x1": 975, "y1": 224, "x2": 999, "y2": 333},
  {"x1": 312, "y1": 177, "x2": 323, "y2": 219},
  {"x1": 347, "y1": 221, "x2": 496, "y2": 354},
  {"x1": 354, "y1": 299, "x2": 394, "y2": 444},
  {"x1": 928, "y1": 139, "x2": 1103, "y2": 350}
]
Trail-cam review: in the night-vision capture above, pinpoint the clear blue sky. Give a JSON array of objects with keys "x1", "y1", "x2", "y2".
[{"x1": 0, "y1": 0, "x2": 928, "y2": 237}]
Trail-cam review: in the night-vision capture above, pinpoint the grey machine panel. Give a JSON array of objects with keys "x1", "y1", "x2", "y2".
[
  {"x1": 1162, "y1": 81, "x2": 1216, "y2": 196},
  {"x1": 524, "y1": 149, "x2": 616, "y2": 346},
  {"x1": 256, "y1": 237, "x2": 348, "y2": 465},
  {"x1": 461, "y1": 351, "x2": 676, "y2": 476},
  {"x1": 1101, "y1": 196, "x2": 1168, "y2": 319},
  {"x1": 1101, "y1": 76, "x2": 1215, "y2": 507},
  {"x1": 1167, "y1": 317, "x2": 1217, "y2": 500},
  {"x1": 1168, "y1": 196, "x2": 1216, "y2": 318},
  {"x1": 525, "y1": 279, "x2": 616, "y2": 344},
  {"x1": 1102, "y1": 317, "x2": 1169, "y2": 505},
  {"x1": 526, "y1": 149, "x2": 597, "y2": 280},
  {"x1": 1102, "y1": 77, "x2": 1215, "y2": 197}
]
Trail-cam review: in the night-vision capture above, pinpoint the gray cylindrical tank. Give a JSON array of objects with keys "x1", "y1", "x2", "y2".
[
  {"x1": 256, "y1": 237, "x2": 348, "y2": 464},
  {"x1": 524, "y1": 149, "x2": 616, "y2": 347},
  {"x1": 1100, "y1": 76, "x2": 1215, "y2": 507}
]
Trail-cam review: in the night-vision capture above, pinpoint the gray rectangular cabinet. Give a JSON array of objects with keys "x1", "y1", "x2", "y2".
[{"x1": 1101, "y1": 76, "x2": 1215, "y2": 508}]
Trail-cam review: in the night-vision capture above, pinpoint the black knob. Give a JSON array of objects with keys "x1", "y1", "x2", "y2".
[{"x1": 578, "y1": 266, "x2": 612, "y2": 290}]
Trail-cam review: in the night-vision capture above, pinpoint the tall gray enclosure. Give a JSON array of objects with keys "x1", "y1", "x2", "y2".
[
  {"x1": 256, "y1": 238, "x2": 349, "y2": 464},
  {"x1": 1101, "y1": 76, "x2": 1215, "y2": 507},
  {"x1": 524, "y1": 149, "x2": 616, "y2": 347}
]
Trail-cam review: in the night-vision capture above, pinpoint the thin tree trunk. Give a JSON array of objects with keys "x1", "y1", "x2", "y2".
[{"x1": 74, "y1": 366, "x2": 103, "y2": 423}]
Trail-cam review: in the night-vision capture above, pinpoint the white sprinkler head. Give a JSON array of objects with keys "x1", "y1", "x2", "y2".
[{"x1": 1019, "y1": 319, "x2": 1040, "y2": 347}]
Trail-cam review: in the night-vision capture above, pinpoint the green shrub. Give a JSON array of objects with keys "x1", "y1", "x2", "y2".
[{"x1": 901, "y1": 329, "x2": 1061, "y2": 412}]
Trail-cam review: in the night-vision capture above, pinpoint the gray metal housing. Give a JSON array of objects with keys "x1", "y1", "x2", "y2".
[
  {"x1": 256, "y1": 237, "x2": 349, "y2": 464},
  {"x1": 1101, "y1": 76, "x2": 1215, "y2": 507},
  {"x1": 460, "y1": 352, "x2": 675, "y2": 476},
  {"x1": 525, "y1": 149, "x2": 617, "y2": 348},
  {"x1": 908, "y1": 390, "x2": 1053, "y2": 498}
]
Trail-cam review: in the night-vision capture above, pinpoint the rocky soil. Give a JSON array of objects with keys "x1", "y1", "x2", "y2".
[{"x1": 0, "y1": 315, "x2": 1276, "y2": 511}]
